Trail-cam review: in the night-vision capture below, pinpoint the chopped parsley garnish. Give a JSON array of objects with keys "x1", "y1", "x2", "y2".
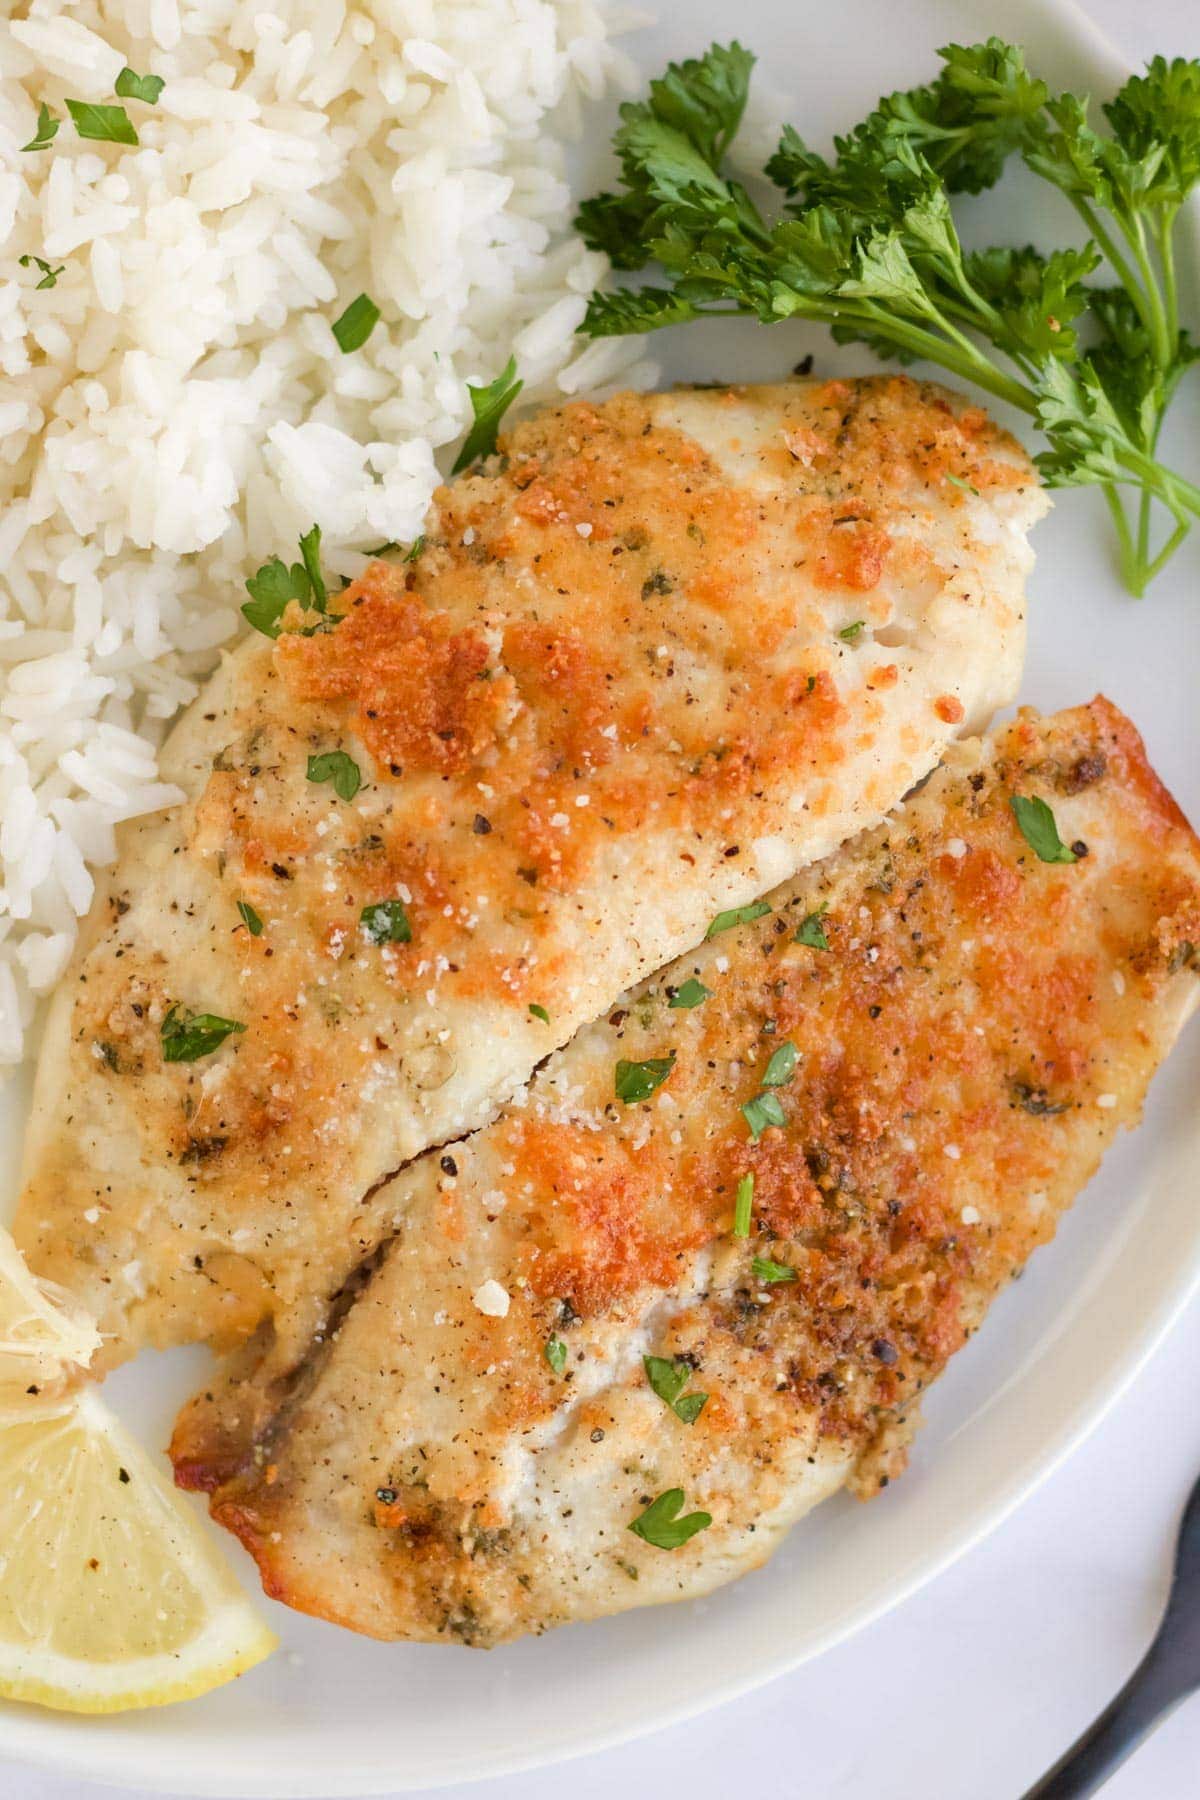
[
  {"x1": 794, "y1": 904, "x2": 830, "y2": 950},
  {"x1": 732, "y1": 1172, "x2": 754, "y2": 1238},
  {"x1": 115, "y1": 67, "x2": 165, "y2": 105},
  {"x1": 544, "y1": 1335, "x2": 568, "y2": 1375},
  {"x1": 66, "y1": 100, "x2": 138, "y2": 146},
  {"x1": 761, "y1": 1040, "x2": 798, "y2": 1087},
  {"x1": 161, "y1": 1006, "x2": 245, "y2": 1063},
  {"x1": 451, "y1": 355, "x2": 524, "y2": 474},
  {"x1": 243, "y1": 524, "x2": 328, "y2": 636},
  {"x1": 614, "y1": 1052, "x2": 676, "y2": 1104},
  {"x1": 332, "y1": 292, "x2": 381, "y2": 354},
  {"x1": 945, "y1": 471, "x2": 981, "y2": 496},
  {"x1": 643, "y1": 1355, "x2": 708, "y2": 1425},
  {"x1": 705, "y1": 898, "x2": 771, "y2": 939},
  {"x1": 1010, "y1": 794, "x2": 1077, "y2": 863},
  {"x1": 306, "y1": 750, "x2": 361, "y2": 802},
  {"x1": 741, "y1": 1089, "x2": 787, "y2": 1141},
  {"x1": 298, "y1": 523, "x2": 327, "y2": 611},
  {"x1": 243, "y1": 559, "x2": 305, "y2": 637},
  {"x1": 405, "y1": 535, "x2": 425, "y2": 562},
  {"x1": 628, "y1": 1488, "x2": 712, "y2": 1550},
  {"x1": 838, "y1": 620, "x2": 865, "y2": 641},
  {"x1": 669, "y1": 977, "x2": 712, "y2": 1009},
  {"x1": 360, "y1": 899, "x2": 412, "y2": 945},
  {"x1": 21, "y1": 103, "x2": 59, "y2": 152},
  {"x1": 18, "y1": 254, "x2": 65, "y2": 291},
  {"x1": 237, "y1": 901, "x2": 263, "y2": 936},
  {"x1": 528, "y1": 1003, "x2": 551, "y2": 1024},
  {"x1": 752, "y1": 1255, "x2": 796, "y2": 1284}
]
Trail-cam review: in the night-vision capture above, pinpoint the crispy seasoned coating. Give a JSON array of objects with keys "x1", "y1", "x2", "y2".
[
  {"x1": 15, "y1": 377, "x2": 1041, "y2": 1367},
  {"x1": 173, "y1": 700, "x2": 1200, "y2": 1645}
]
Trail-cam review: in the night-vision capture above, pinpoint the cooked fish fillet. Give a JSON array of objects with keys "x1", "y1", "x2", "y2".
[
  {"x1": 172, "y1": 700, "x2": 1200, "y2": 1645},
  {"x1": 16, "y1": 376, "x2": 1042, "y2": 1368}
]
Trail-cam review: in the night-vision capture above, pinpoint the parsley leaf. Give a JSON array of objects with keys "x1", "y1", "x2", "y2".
[
  {"x1": 732, "y1": 1172, "x2": 754, "y2": 1238},
  {"x1": 161, "y1": 1006, "x2": 245, "y2": 1063},
  {"x1": 115, "y1": 67, "x2": 165, "y2": 105},
  {"x1": 576, "y1": 42, "x2": 756, "y2": 269},
  {"x1": 298, "y1": 523, "x2": 327, "y2": 612},
  {"x1": 1104, "y1": 57, "x2": 1200, "y2": 205},
  {"x1": 237, "y1": 901, "x2": 263, "y2": 936},
  {"x1": 752, "y1": 1255, "x2": 796, "y2": 1283},
  {"x1": 243, "y1": 526, "x2": 327, "y2": 635},
  {"x1": 332, "y1": 293, "x2": 380, "y2": 354},
  {"x1": 528, "y1": 1002, "x2": 551, "y2": 1024},
  {"x1": 544, "y1": 1335, "x2": 568, "y2": 1376},
  {"x1": 66, "y1": 100, "x2": 138, "y2": 146},
  {"x1": 307, "y1": 750, "x2": 361, "y2": 802},
  {"x1": 615, "y1": 1053, "x2": 676, "y2": 1104},
  {"x1": 761, "y1": 1040, "x2": 798, "y2": 1087},
  {"x1": 628, "y1": 1488, "x2": 712, "y2": 1550},
  {"x1": 360, "y1": 899, "x2": 412, "y2": 944},
  {"x1": 705, "y1": 899, "x2": 771, "y2": 939},
  {"x1": 18, "y1": 254, "x2": 65, "y2": 291},
  {"x1": 451, "y1": 356, "x2": 523, "y2": 474},
  {"x1": 243, "y1": 557, "x2": 306, "y2": 637},
  {"x1": 838, "y1": 619, "x2": 865, "y2": 641},
  {"x1": 742, "y1": 1090, "x2": 786, "y2": 1141},
  {"x1": 794, "y1": 904, "x2": 830, "y2": 950},
  {"x1": 643, "y1": 1355, "x2": 708, "y2": 1424},
  {"x1": 1009, "y1": 794, "x2": 1077, "y2": 863},
  {"x1": 21, "y1": 103, "x2": 59, "y2": 153},
  {"x1": 669, "y1": 977, "x2": 712, "y2": 1009}
]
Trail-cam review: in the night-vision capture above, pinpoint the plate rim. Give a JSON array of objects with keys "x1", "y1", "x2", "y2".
[{"x1": 3, "y1": 0, "x2": 1197, "y2": 1792}]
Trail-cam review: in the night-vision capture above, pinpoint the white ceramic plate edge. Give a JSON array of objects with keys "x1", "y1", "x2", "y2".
[{"x1": 4, "y1": 0, "x2": 1200, "y2": 1792}]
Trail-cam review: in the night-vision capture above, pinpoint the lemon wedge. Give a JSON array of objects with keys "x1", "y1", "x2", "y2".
[
  {"x1": 0, "y1": 1387, "x2": 276, "y2": 1712},
  {"x1": 0, "y1": 1223, "x2": 98, "y2": 1396}
]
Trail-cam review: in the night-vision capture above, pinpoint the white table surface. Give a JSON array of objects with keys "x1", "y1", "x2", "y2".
[{"x1": 6, "y1": 0, "x2": 1200, "y2": 1796}]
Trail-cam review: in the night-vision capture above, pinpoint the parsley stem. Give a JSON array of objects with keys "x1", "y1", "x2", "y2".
[
  {"x1": 1139, "y1": 513, "x2": 1191, "y2": 587},
  {"x1": 1124, "y1": 210, "x2": 1173, "y2": 372},
  {"x1": 1103, "y1": 484, "x2": 1140, "y2": 595},
  {"x1": 1069, "y1": 191, "x2": 1172, "y2": 377},
  {"x1": 1136, "y1": 484, "x2": 1153, "y2": 584},
  {"x1": 1156, "y1": 210, "x2": 1180, "y2": 349},
  {"x1": 837, "y1": 301, "x2": 1036, "y2": 416},
  {"x1": 1066, "y1": 194, "x2": 1149, "y2": 331}
]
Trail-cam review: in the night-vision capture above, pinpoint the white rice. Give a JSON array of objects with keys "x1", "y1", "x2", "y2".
[{"x1": 0, "y1": 0, "x2": 653, "y2": 1071}]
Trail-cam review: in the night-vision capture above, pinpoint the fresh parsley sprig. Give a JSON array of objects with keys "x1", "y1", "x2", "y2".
[{"x1": 578, "y1": 41, "x2": 1200, "y2": 595}]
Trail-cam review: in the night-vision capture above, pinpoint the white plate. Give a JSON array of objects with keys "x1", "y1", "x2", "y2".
[{"x1": 3, "y1": 0, "x2": 1199, "y2": 1791}]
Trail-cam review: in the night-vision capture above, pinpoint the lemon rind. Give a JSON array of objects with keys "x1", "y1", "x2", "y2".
[{"x1": 0, "y1": 1603, "x2": 277, "y2": 1714}]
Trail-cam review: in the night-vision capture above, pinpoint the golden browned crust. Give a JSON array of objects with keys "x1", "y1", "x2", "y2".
[
  {"x1": 17, "y1": 376, "x2": 1039, "y2": 1368},
  {"x1": 175, "y1": 700, "x2": 1200, "y2": 1644}
]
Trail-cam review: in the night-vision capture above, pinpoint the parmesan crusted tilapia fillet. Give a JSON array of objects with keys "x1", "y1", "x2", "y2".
[
  {"x1": 16, "y1": 376, "x2": 1042, "y2": 1367},
  {"x1": 172, "y1": 700, "x2": 1200, "y2": 1645}
]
